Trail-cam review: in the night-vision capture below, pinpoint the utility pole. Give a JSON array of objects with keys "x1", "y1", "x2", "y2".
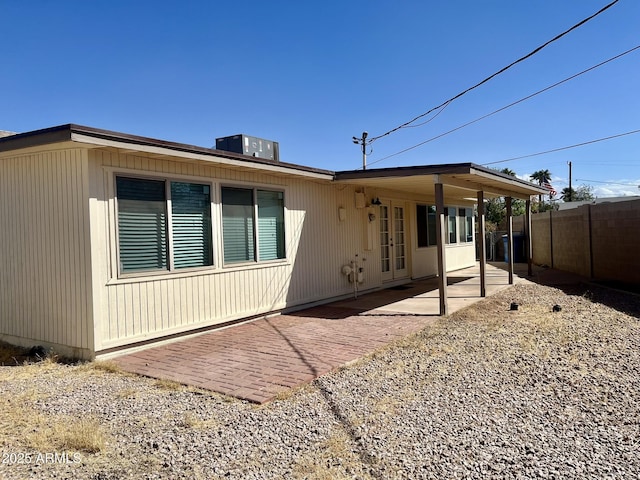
[
  {"x1": 352, "y1": 131, "x2": 368, "y2": 170},
  {"x1": 567, "y1": 161, "x2": 572, "y2": 201}
]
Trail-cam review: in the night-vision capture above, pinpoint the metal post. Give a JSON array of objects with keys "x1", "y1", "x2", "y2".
[
  {"x1": 477, "y1": 191, "x2": 486, "y2": 297},
  {"x1": 506, "y1": 196, "x2": 514, "y2": 285},
  {"x1": 435, "y1": 181, "x2": 448, "y2": 316},
  {"x1": 525, "y1": 198, "x2": 533, "y2": 276},
  {"x1": 568, "y1": 161, "x2": 572, "y2": 201}
]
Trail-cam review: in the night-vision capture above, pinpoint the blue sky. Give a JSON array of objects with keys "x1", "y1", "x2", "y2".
[{"x1": 1, "y1": 1, "x2": 638, "y2": 197}]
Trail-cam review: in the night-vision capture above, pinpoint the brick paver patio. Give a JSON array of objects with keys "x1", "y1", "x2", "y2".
[
  {"x1": 113, "y1": 263, "x2": 548, "y2": 403},
  {"x1": 113, "y1": 305, "x2": 436, "y2": 403}
]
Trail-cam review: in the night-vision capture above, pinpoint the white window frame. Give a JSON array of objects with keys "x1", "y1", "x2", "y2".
[
  {"x1": 446, "y1": 206, "x2": 457, "y2": 244},
  {"x1": 416, "y1": 204, "x2": 438, "y2": 248},
  {"x1": 220, "y1": 183, "x2": 287, "y2": 267},
  {"x1": 111, "y1": 170, "x2": 216, "y2": 279},
  {"x1": 458, "y1": 207, "x2": 474, "y2": 244}
]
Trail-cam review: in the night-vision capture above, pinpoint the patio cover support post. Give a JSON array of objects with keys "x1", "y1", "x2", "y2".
[
  {"x1": 435, "y1": 180, "x2": 448, "y2": 316},
  {"x1": 506, "y1": 196, "x2": 514, "y2": 285},
  {"x1": 525, "y1": 198, "x2": 533, "y2": 276},
  {"x1": 477, "y1": 190, "x2": 486, "y2": 297}
]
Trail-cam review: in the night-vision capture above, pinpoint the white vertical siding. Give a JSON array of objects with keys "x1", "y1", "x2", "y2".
[
  {"x1": 0, "y1": 148, "x2": 93, "y2": 357},
  {"x1": 1, "y1": 144, "x2": 479, "y2": 356},
  {"x1": 88, "y1": 149, "x2": 382, "y2": 350}
]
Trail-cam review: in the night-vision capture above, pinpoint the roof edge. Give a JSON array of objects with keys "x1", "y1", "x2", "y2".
[
  {"x1": 0, "y1": 124, "x2": 74, "y2": 152},
  {"x1": 0, "y1": 123, "x2": 335, "y2": 177},
  {"x1": 335, "y1": 162, "x2": 548, "y2": 194}
]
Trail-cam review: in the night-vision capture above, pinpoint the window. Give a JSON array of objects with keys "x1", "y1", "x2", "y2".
[
  {"x1": 221, "y1": 186, "x2": 285, "y2": 264},
  {"x1": 458, "y1": 207, "x2": 474, "y2": 243},
  {"x1": 416, "y1": 204, "x2": 437, "y2": 247},
  {"x1": 257, "y1": 190, "x2": 286, "y2": 261},
  {"x1": 116, "y1": 176, "x2": 212, "y2": 274},
  {"x1": 221, "y1": 187, "x2": 254, "y2": 263},
  {"x1": 447, "y1": 207, "x2": 457, "y2": 244},
  {"x1": 171, "y1": 182, "x2": 213, "y2": 268}
]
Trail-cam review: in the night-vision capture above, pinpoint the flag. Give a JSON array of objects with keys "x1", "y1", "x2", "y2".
[{"x1": 543, "y1": 181, "x2": 557, "y2": 197}]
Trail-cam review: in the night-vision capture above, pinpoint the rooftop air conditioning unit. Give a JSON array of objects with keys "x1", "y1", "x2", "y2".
[{"x1": 215, "y1": 134, "x2": 279, "y2": 161}]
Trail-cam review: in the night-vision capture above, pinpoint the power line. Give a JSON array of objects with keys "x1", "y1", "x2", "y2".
[
  {"x1": 366, "y1": 0, "x2": 620, "y2": 144},
  {"x1": 483, "y1": 129, "x2": 640, "y2": 166},
  {"x1": 365, "y1": 44, "x2": 640, "y2": 167},
  {"x1": 575, "y1": 178, "x2": 640, "y2": 186}
]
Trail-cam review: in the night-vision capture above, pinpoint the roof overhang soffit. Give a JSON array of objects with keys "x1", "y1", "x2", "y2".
[
  {"x1": 469, "y1": 168, "x2": 548, "y2": 197},
  {"x1": 69, "y1": 133, "x2": 334, "y2": 181},
  {"x1": 434, "y1": 174, "x2": 536, "y2": 200}
]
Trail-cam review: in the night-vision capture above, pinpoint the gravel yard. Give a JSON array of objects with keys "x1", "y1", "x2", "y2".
[{"x1": 1, "y1": 280, "x2": 639, "y2": 479}]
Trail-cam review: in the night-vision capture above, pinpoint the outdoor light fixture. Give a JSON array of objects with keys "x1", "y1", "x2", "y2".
[{"x1": 371, "y1": 197, "x2": 382, "y2": 205}]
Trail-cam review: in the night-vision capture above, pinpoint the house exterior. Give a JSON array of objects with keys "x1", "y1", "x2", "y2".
[{"x1": 0, "y1": 124, "x2": 545, "y2": 359}]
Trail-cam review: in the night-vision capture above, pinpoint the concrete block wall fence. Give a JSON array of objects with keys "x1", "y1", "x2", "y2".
[{"x1": 524, "y1": 199, "x2": 640, "y2": 284}]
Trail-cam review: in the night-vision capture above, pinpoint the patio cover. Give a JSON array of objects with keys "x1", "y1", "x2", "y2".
[{"x1": 334, "y1": 163, "x2": 548, "y2": 315}]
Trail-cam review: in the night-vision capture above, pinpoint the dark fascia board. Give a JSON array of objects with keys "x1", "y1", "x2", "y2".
[
  {"x1": 335, "y1": 163, "x2": 476, "y2": 179},
  {"x1": 0, "y1": 123, "x2": 334, "y2": 177},
  {"x1": 0, "y1": 124, "x2": 74, "y2": 151},
  {"x1": 335, "y1": 162, "x2": 548, "y2": 194},
  {"x1": 469, "y1": 163, "x2": 549, "y2": 193},
  {"x1": 0, "y1": 124, "x2": 547, "y2": 194}
]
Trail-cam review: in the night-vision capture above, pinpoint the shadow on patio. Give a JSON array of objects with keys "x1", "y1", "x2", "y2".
[{"x1": 113, "y1": 263, "x2": 527, "y2": 403}]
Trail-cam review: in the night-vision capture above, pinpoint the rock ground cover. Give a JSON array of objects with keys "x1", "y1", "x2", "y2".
[{"x1": 0, "y1": 281, "x2": 638, "y2": 479}]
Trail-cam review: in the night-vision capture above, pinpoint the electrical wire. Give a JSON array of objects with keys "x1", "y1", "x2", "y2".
[
  {"x1": 575, "y1": 178, "x2": 640, "y2": 186},
  {"x1": 482, "y1": 129, "x2": 640, "y2": 166},
  {"x1": 365, "y1": 44, "x2": 640, "y2": 168},
  {"x1": 403, "y1": 101, "x2": 452, "y2": 128},
  {"x1": 366, "y1": 0, "x2": 620, "y2": 144}
]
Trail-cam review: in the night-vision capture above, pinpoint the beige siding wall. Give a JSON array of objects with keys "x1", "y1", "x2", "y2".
[
  {"x1": 0, "y1": 144, "x2": 484, "y2": 356},
  {"x1": 89, "y1": 149, "x2": 386, "y2": 350},
  {"x1": 412, "y1": 244, "x2": 475, "y2": 277},
  {"x1": 412, "y1": 244, "x2": 475, "y2": 276},
  {"x1": 444, "y1": 244, "x2": 476, "y2": 271},
  {"x1": 412, "y1": 246, "x2": 438, "y2": 278},
  {"x1": 88, "y1": 149, "x2": 482, "y2": 351},
  {"x1": 409, "y1": 202, "x2": 476, "y2": 278},
  {"x1": 0, "y1": 148, "x2": 93, "y2": 357}
]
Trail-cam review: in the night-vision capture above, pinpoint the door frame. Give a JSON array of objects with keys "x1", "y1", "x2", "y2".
[{"x1": 379, "y1": 199, "x2": 410, "y2": 282}]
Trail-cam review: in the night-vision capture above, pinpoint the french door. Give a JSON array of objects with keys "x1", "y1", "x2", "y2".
[{"x1": 379, "y1": 202, "x2": 408, "y2": 281}]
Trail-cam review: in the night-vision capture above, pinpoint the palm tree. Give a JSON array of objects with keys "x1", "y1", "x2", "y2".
[
  {"x1": 560, "y1": 187, "x2": 575, "y2": 202},
  {"x1": 561, "y1": 185, "x2": 594, "y2": 202},
  {"x1": 530, "y1": 169, "x2": 553, "y2": 204}
]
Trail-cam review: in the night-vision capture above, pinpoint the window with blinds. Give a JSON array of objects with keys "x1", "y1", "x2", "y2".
[
  {"x1": 221, "y1": 187, "x2": 285, "y2": 264},
  {"x1": 257, "y1": 190, "x2": 285, "y2": 261},
  {"x1": 221, "y1": 187, "x2": 255, "y2": 263},
  {"x1": 116, "y1": 177, "x2": 168, "y2": 273},
  {"x1": 116, "y1": 176, "x2": 213, "y2": 274},
  {"x1": 171, "y1": 182, "x2": 212, "y2": 268}
]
